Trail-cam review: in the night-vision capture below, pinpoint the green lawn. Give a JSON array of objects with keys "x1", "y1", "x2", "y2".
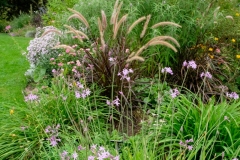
[{"x1": 0, "y1": 33, "x2": 31, "y2": 104}]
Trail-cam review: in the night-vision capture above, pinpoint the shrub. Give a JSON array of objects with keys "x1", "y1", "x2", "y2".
[{"x1": 10, "y1": 13, "x2": 32, "y2": 30}]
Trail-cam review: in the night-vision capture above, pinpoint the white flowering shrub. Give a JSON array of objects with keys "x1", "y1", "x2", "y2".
[
  {"x1": 24, "y1": 26, "x2": 61, "y2": 80},
  {"x1": 26, "y1": 26, "x2": 60, "y2": 66}
]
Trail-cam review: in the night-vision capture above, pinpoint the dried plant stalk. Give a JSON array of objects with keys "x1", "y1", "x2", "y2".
[
  {"x1": 151, "y1": 22, "x2": 182, "y2": 29},
  {"x1": 68, "y1": 8, "x2": 89, "y2": 28},
  {"x1": 127, "y1": 16, "x2": 146, "y2": 34},
  {"x1": 140, "y1": 15, "x2": 151, "y2": 38},
  {"x1": 113, "y1": 14, "x2": 128, "y2": 39}
]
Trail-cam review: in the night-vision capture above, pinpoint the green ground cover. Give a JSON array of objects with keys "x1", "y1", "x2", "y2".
[{"x1": 0, "y1": 33, "x2": 31, "y2": 104}]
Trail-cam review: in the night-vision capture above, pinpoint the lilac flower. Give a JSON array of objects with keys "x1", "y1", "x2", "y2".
[
  {"x1": 78, "y1": 145, "x2": 85, "y2": 151},
  {"x1": 183, "y1": 60, "x2": 197, "y2": 69},
  {"x1": 75, "y1": 91, "x2": 81, "y2": 99},
  {"x1": 183, "y1": 60, "x2": 188, "y2": 67},
  {"x1": 113, "y1": 155, "x2": 120, "y2": 160},
  {"x1": 107, "y1": 97, "x2": 120, "y2": 107},
  {"x1": 118, "y1": 68, "x2": 133, "y2": 81},
  {"x1": 187, "y1": 145, "x2": 193, "y2": 151},
  {"x1": 180, "y1": 138, "x2": 194, "y2": 151},
  {"x1": 25, "y1": 93, "x2": 38, "y2": 102},
  {"x1": 188, "y1": 60, "x2": 197, "y2": 69},
  {"x1": 161, "y1": 67, "x2": 173, "y2": 75},
  {"x1": 45, "y1": 124, "x2": 61, "y2": 147},
  {"x1": 48, "y1": 135, "x2": 61, "y2": 147},
  {"x1": 60, "y1": 150, "x2": 68, "y2": 160},
  {"x1": 226, "y1": 92, "x2": 239, "y2": 100},
  {"x1": 77, "y1": 82, "x2": 84, "y2": 89},
  {"x1": 232, "y1": 158, "x2": 238, "y2": 160},
  {"x1": 72, "y1": 151, "x2": 78, "y2": 160},
  {"x1": 200, "y1": 71, "x2": 212, "y2": 79},
  {"x1": 83, "y1": 88, "x2": 91, "y2": 96},
  {"x1": 88, "y1": 156, "x2": 95, "y2": 160},
  {"x1": 170, "y1": 88, "x2": 180, "y2": 98}
]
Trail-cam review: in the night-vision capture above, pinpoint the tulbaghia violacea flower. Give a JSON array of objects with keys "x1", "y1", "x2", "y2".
[
  {"x1": 179, "y1": 138, "x2": 194, "y2": 151},
  {"x1": 226, "y1": 92, "x2": 239, "y2": 100},
  {"x1": 170, "y1": 88, "x2": 180, "y2": 98},
  {"x1": 161, "y1": 67, "x2": 173, "y2": 75},
  {"x1": 118, "y1": 68, "x2": 133, "y2": 81},
  {"x1": 183, "y1": 60, "x2": 197, "y2": 69},
  {"x1": 25, "y1": 93, "x2": 38, "y2": 102},
  {"x1": 200, "y1": 71, "x2": 212, "y2": 79}
]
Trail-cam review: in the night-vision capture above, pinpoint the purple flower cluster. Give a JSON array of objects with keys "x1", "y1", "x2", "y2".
[
  {"x1": 183, "y1": 60, "x2": 197, "y2": 69},
  {"x1": 170, "y1": 88, "x2": 180, "y2": 98},
  {"x1": 89, "y1": 144, "x2": 119, "y2": 160},
  {"x1": 118, "y1": 68, "x2": 133, "y2": 82},
  {"x1": 24, "y1": 93, "x2": 38, "y2": 102},
  {"x1": 161, "y1": 67, "x2": 173, "y2": 75},
  {"x1": 74, "y1": 81, "x2": 91, "y2": 99},
  {"x1": 200, "y1": 71, "x2": 212, "y2": 79},
  {"x1": 60, "y1": 144, "x2": 119, "y2": 160},
  {"x1": 106, "y1": 96, "x2": 120, "y2": 107},
  {"x1": 45, "y1": 124, "x2": 61, "y2": 147},
  {"x1": 179, "y1": 138, "x2": 194, "y2": 151},
  {"x1": 226, "y1": 92, "x2": 239, "y2": 100}
]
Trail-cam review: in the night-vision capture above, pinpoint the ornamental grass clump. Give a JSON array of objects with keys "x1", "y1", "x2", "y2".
[{"x1": 50, "y1": 0, "x2": 181, "y2": 108}]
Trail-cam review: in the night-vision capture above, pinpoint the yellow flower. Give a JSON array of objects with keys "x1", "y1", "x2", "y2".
[
  {"x1": 208, "y1": 54, "x2": 214, "y2": 59},
  {"x1": 11, "y1": 134, "x2": 16, "y2": 137},
  {"x1": 209, "y1": 48, "x2": 213, "y2": 52},
  {"x1": 214, "y1": 37, "x2": 218, "y2": 41},
  {"x1": 10, "y1": 109, "x2": 14, "y2": 115},
  {"x1": 201, "y1": 45, "x2": 206, "y2": 49},
  {"x1": 236, "y1": 13, "x2": 240, "y2": 16},
  {"x1": 231, "y1": 39, "x2": 236, "y2": 43},
  {"x1": 236, "y1": 55, "x2": 240, "y2": 59}
]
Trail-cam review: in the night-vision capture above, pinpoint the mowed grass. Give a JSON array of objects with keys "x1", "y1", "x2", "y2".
[{"x1": 0, "y1": 33, "x2": 31, "y2": 105}]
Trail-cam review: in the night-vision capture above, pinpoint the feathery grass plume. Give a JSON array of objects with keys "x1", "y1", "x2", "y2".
[
  {"x1": 111, "y1": 1, "x2": 123, "y2": 32},
  {"x1": 134, "y1": 45, "x2": 147, "y2": 57},
  {"x1": 151, "y1": 22, "x2": 181, "y2": 29},
  {"x1": 127, "y1": 16, "x2": 146, "y2": 34},
  {"x1": 98, "y1": 17, "x2": 105, "y2": 52},
  {"x1": 67, "y1": 8, "x2": 89, "y2": 28},
  {"x1": 128, "y1": 52, "x2": 135, "y2": 58},
  {"x1": 126, "y1": 55, "x2": 145, "y2": 62},
  {"x1": 148, "y1": 40, "x2": 177, "y2": 52},
  {"x1": 64, "y1": 25, "x2": 89, "y2": 42},
  {"x1": 226, "y1": 15, "x2": 234, "y2": 21},
  {"x1": 111, "y1": 0, "x2": 119, "y2": 24},
  {"x1": 101, "y1": 10, "x2": 107, "y2": 31},
  {"x1": 41, "y1": 29, "x2": 62, "y2": 37},
  {"x1": 113, "y1": 14, "x2": 128, "y2": 39},
  {"x1": 52, "y1": 45, "x2": 75, "y2": 52},
  {"x1": 140, "y1": 15, "x2": 151, "y2": 38},
  {"x1": 147, "y1": 36, "x2": 180, "y2": 47},
  {"x1": 66, "y1": 30, "x2": 89, "y2": 40},
  {"x1": 213, "y1": 6, "x2": 220, "y2": 19}
]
